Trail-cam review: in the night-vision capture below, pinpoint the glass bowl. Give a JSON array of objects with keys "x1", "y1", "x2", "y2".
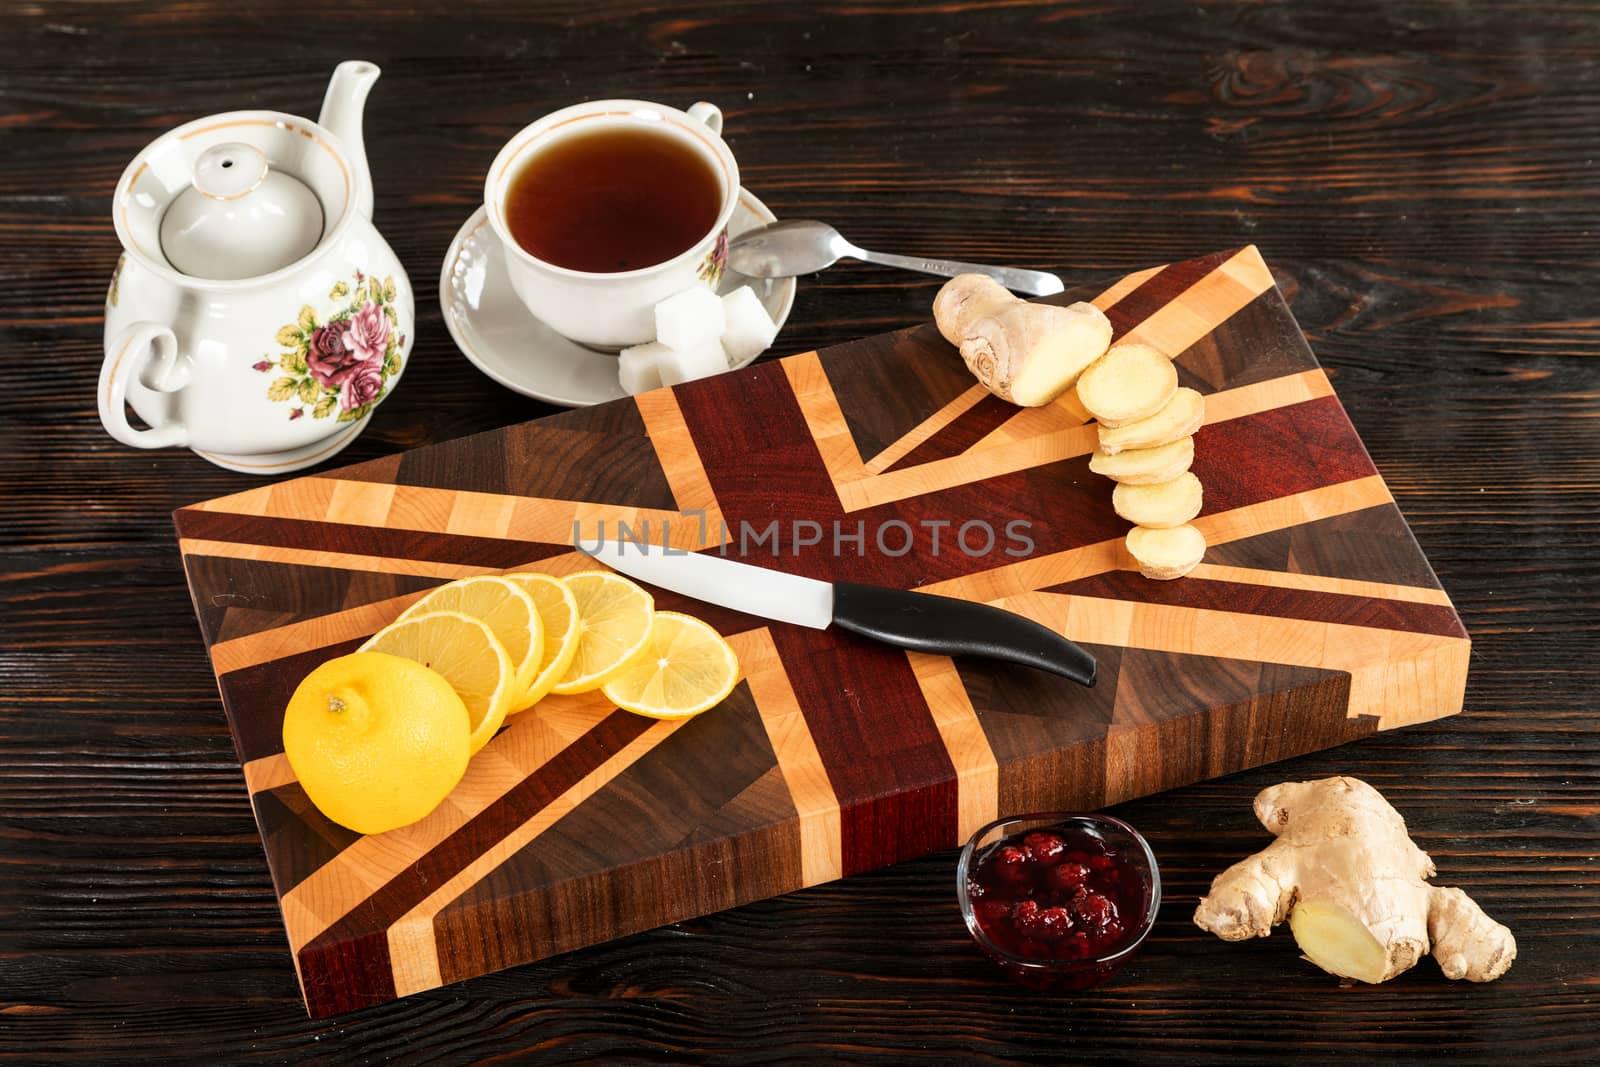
[{"x1": 956, "y1": 812, "x2": 1161, "y2": 991}]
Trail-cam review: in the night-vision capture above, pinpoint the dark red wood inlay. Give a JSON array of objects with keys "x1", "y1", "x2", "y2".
[
  {"x1": 296, "y1": 917, "x2": 398, "y2": 1019},
  {"x1": 1194, "y1": 394, "x2": 1381, "y2": 516},
  {"x1": 673, "y1": 366, "x2": 961, "y2": 871}
]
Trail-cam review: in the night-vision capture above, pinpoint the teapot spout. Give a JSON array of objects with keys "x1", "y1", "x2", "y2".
[{"x1": 319, "y1": 60, "x2": 380, "y2": 220}]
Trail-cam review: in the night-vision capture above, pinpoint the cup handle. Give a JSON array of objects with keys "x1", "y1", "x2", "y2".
[
  {"x1": 686, "y1": 102, "x2": 723, "y2": 135},
  {"x1": 99, "y1": 321, "x2": 191, "y2": 450}
]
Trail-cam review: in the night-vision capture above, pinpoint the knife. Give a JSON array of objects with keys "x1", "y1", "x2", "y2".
[{"x1": 580, "y1": 540, "x2": 1096, "y2": 686}]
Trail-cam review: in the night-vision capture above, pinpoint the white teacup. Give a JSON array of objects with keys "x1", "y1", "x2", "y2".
[{"x1": 484, "y1": 99, "x2": 740, "y2": 350}]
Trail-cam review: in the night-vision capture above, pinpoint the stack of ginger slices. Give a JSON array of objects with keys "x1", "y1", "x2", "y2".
[{"x1": 1078, "y1": 343, "x2": 1207, "y2": 579}]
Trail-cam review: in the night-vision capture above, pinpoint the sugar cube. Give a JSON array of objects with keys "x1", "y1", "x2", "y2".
[
  {"x1": 654, "y1": 286, "x2": 725, "y2": 352},
  {"x1": 656, "y1": 341, "x2": 730, "y2": 386},
  {"x1": 719, "y1": 285, "x2": 779, "y2": 366},
  {"x1": 618, "y1": 342, "x2": 668, "y2": 395}
]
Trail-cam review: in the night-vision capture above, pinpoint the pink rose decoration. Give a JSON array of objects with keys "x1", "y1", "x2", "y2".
[
  {"x1": 340, "y1": 363, "x2": 384, "y2": 412},
  {"x1": 306, "y1": 318, "x2": 360, "y2": 386},
  {"x1": 344, "y1": 300, "x2": 391, "y2": 364}
]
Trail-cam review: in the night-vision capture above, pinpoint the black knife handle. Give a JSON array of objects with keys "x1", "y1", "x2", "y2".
[{"x1": 831, "y1": 582, "x2": 1096, "y2": 686}]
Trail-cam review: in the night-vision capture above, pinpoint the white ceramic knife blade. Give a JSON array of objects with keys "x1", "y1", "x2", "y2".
[{"x1": 580, "y1": 539, "x2": 835, "y2": 629}]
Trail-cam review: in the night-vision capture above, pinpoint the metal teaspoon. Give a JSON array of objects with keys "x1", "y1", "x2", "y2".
[{"x1": 728, "y1": 219, "x2": 1065, "y2": 296}]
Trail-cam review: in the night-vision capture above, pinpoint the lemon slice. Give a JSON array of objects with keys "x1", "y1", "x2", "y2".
[
  {"x1": 360, "y1": 609, "x2": 514, "y2": 753},
  {"x1": 601, "y1": 612, "x2": 740, "y2": 720},
  {"x1": 397, "y1": 576, "x2": 543, "y2": 697},
  {"x1": 552, "y1": 570, "x2": 655, "y2": 694},
  {"x1": 502, "y1": 571, "x2": 582, "y2": 711}
]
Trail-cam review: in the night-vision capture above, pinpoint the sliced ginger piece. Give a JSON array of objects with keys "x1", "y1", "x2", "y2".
[
  {"x1": 1193, "y1": 776, "x2": 1517, "y2": 984},
  {"x1": 932, "y1": 275, "x2": 1112, "y2": 407},
  {"x1": 1076, "y1": 343, "x2": 1177, "y2": 427},
  {"x1": 1113, "y1": 471, "x2": 1203, "y2": 528},
  {"x1": 1099, "y1": 386, "x2": 1205, "y2": 455},
  {"x1": 1125, "y1": 523, "x2": 1205, "y2": 580},
  {"x1": 1089, "y1": 435, "x2": 1193, "y2": 485}
]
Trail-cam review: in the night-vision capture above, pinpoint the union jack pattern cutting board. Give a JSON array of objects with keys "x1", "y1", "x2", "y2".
[{"x1": 175, "y1": 245, "x2": 1469, "y2": 1017}]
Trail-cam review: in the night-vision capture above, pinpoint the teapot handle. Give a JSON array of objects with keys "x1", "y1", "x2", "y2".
[{"x1": 99, "y1": 322, "x2": 191, "y2": 449}]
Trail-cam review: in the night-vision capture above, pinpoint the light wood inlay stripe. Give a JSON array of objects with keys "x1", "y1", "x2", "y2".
[
  {"x1": 1187, "y1": 563, "x2": 1454, "y2": 607},
  {"x1": 906, "y1": 652, "x2": 997, "y2": 843},
  {"x1": 194, "y1": 478, "x2": 714, "y2": 555},
  {"x1": 385, "y1": 716, "x2": 687, "y2": 997},
  {"x1": 862, "y1": 385, "x2": 990, "y2": 475},
  {"x1": 183, "y1": 540, "x2": 595, "y2": 595},
  {"x1": 915, "y1": 475, "x2": 1395, "y2": 605},
  {"x1": 741, "y1": 629, "x2": 843, "y2": 887},
  {"x1": 326, "y1": 480, "x2": 397, "y2": 528},
  {"x1": 1119, "y1": 244, "x2": 1275, "y2": 354},
  {"x1": 838, "y1": 422, "x2": 1101, "y2": 512},
  {"x1": 210, "y1": 592, "x2": 422, "y2": 676},
  {"x1": 834, "y1": 369, "x2": 1343, "y2": 514},
  {"x1": 178, "y1": 537, "x2": 500, "y2": 582},
  {"x1": 635, "y1": 388, "x2": 723, "y2": 518},
  {"x1": 1191, "y1": 474, "x2": 1392, "y2": 547},
  {"x1": 1090, "y1": 264, "x2": 1166, "y2": 310},
  {"x1": 1005, "y1": 589, "x2": 1470, "y2": 731},
  {"x1": 266, "y1": 475, "x2": 338, "y2": 519},
  {"x1": 782, "y1": 352, "x2": 870, "y2": 488},
  {"x1": 243, "y1": 753, "x2": 295, "y2": 794},
  {"x1": 1202, "y1": 368, "x2": 1333, "y2": 422}
]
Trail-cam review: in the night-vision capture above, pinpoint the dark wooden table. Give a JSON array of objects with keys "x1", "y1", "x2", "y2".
[{"x1": 4, "y1": 1, "x2": 1596, "y2": 1062}]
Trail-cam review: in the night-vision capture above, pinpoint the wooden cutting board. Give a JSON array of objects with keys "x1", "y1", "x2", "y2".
[{"x1": 174, "y1": 245, "x2": 1469, "y2": 1017}]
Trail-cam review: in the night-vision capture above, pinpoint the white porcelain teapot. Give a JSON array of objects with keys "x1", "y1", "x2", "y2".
[{"x1": 100, "y1": 61, "x2": 413, "y2": 473}]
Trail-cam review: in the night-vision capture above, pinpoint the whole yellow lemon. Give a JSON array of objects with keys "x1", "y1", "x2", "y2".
[{"x1": 282, "y1": 651, "x2": 470, "y2": 835}]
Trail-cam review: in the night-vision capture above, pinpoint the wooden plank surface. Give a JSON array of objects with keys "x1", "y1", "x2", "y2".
[{"x1": 2, "y1": 0, "x2": 1597, "y2": 1061}]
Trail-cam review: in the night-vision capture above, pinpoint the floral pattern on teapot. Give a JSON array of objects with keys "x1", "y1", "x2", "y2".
[{"x1": 254, "y1": 270, "x2": 405, "y2": 423}]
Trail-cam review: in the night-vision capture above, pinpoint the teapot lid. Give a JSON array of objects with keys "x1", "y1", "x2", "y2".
[{"x1": 159, "y1": 142, "x2": 325, "y2": 280}]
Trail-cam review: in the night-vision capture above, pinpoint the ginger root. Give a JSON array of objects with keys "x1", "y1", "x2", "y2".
[
  {"x1": 1194, "y1": 776, "x2": 1516, "y2": 983},
  {"x1": 932, "y1": 274, "x2": 1111, "y2": 407}
]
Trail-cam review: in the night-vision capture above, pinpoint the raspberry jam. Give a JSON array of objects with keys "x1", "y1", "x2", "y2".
[{"x1": 959, "y1": 815, "x2": 1158, "y2": 991}]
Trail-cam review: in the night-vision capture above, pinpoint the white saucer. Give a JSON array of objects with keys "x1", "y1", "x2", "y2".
[
  {"x1": 191, "y1": 414, "x2": 371, "y2": 474},
  {"x1": 440, "y1": 191, "x2": 796, "y2": 407}
]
